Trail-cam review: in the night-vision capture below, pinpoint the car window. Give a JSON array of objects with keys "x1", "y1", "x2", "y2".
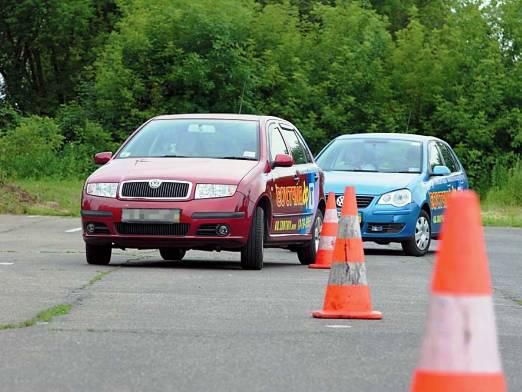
[
  {"x1": 449, "y1": 148, "x2": 462, "y2": 172},
  {"x1": 293, "y1": 128, "x2": 314, "y2": 162},
  {"x1": 428, "y1": 142, "x2": 444, "y2": 171},
  {"x1": 269, "y1": 125, "x2": 289, "y2": 161},
  {"x1": 281, "y1": 129, "x2": 308, "y2": 165},
  {"x1": 316, "y1": 138, "x2": 422, "y2": 173},
  {"x1": 117, "y1": 119, "x2": 259, "y2": 160},
  {"x1": 437, "y1": 142, "x2": 460, "y2": 173}
]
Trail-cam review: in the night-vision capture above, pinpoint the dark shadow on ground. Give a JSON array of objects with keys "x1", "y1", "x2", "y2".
[
  {"x1": 111, "y1": 259, "x2": 299, "y2": 270},
  {"x1": 363, "y1": 247, "x2": 436, "y2": 256}
]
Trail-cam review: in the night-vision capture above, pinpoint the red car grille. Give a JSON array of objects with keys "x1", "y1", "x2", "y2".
[
  {"x1": 120, "y1": 181, "x2": 190, "y2": 199},
  {"x1": 115, "y1": 223, "x2": 190, "y2": 236}
]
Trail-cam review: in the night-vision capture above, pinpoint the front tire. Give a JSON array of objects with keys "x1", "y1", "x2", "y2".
[
  {"x1": 401, "y1": 210, "x2": 431, "y2": 256},
  {"x1": 86, "y1": 243, "x2": 112, "y2": 265},
  {"x1": 241, "y1": 207, "x2": 264, "y2": 270},
  {"x1": 297, "y1": 210, "x2": 324, "y2": 265},
  {"x1": 159, "y1": 248, "x2": 186, "y2": 261}
]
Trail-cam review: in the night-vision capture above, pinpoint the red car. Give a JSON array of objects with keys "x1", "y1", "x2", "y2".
[{"x1": 82, "y1": 114, "x2": 325, "y2": 270}]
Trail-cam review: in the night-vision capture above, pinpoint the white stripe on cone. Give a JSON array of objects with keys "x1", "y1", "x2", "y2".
[
  {"x1": 318, "y1": 235, "x2": 336, "y2": 251},
  {"x1": 324, "y1": 209, "x2": 338, "y2": 223},
  {"x1": 417, "y1": 294, "x2": 502, "y2": 373},
  {"x1": 328, "y1": 262, "x2": 368, "y2": 286},
  {"x1": 337, "y1": 216, "x2": 361, "y2": 239}
]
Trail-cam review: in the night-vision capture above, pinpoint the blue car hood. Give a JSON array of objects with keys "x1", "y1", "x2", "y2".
[{"x1": 323, "y1": 171, "x2": 420, "y2": 196}]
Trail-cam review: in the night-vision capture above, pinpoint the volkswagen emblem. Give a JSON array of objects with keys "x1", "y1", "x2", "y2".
[
  {"x1": 149, "y1": 179, "x2": 162, "y2": 189},
  {"x1": 336, "y1": 195, "x2": 344, "y2": 207}
]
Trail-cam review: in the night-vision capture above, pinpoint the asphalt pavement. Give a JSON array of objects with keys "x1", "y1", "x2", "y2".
[{"x1": 0, "y1": 214, "x2": 521, "y2": 391}]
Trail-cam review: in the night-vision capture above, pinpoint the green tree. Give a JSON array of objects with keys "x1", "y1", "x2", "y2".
[
  {"x1": 0, "y1": 0, "x2": 119, "y2": 114},
  {"x1": 93, "y1": 0, "x2": 255, "y2": 134},
  {"x1": 302, "y1": 2, "x2": 395, "y2": 149}
]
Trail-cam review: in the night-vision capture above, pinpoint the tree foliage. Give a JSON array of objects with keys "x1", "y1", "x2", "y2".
[
  {"x1": 0, "y1": 0, "x2": 119, "y2": 113},
  {"x1": 0, "y1": 0, "x2": 520, "y2": 192}
]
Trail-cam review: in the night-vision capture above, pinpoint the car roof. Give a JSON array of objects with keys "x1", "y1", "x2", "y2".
[
  {"x1": 335, "y1": 133, "x2": 444, "y2": 143},
  {"x1": 152, "y1": 113, "x2": 284, "y2": 123}
]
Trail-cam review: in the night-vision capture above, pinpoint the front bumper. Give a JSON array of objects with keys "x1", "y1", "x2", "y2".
[
  {"x1": 81, "y1": 192, "x2": 253, "y2": 250},
  {"x1": 338, "y1": 202, "x2": 420, "y2": 242}
]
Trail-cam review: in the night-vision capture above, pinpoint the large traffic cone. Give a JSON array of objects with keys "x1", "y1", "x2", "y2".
[
  {"x1": 309, "y1": 192, "x2": 338, "y2": 269},
  {"x1": 312, "y1": 186, "x2": 382, "y2": 319},
  {"x1": 411, "y1": 190, "x2": 506, "y2": 392}
]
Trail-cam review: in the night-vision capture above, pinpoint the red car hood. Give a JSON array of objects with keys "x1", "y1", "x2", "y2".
[{"x1": 88, "y1": 158, "x2": 259, "y2": 184}]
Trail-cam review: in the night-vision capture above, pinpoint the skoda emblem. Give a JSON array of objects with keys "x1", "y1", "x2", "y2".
[
  {"x1": 149, "y1": 179, "x2": 162, "y2": 189},
  {"x1": 336, "y1": 195, "x2": 344, "y2": 207}
]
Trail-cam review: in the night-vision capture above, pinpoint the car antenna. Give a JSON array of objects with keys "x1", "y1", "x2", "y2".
[{"x1": 238, "y1": 79, "x2": 247, "y2": 114}]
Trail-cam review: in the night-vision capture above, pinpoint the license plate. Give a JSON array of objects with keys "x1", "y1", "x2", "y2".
[{"x1": 122, "y1": 209, "x2": 180, "y2": 223}]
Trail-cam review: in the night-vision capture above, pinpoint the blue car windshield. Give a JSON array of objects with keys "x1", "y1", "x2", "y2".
[
  {"x1": 317, "y1": 138, "x2": 423, "y2": 173},
  {"x1": 117, "y1": 119, "x2": 259, "y2": 160}
]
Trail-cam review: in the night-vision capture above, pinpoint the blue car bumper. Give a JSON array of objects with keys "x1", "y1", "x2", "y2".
[{"x1": 337, "y1": 198, "x2": 420, "y2": 242}]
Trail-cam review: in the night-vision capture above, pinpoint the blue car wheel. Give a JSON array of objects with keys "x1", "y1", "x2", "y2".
[{"x1": 401, "y1": 210, "x2": 431, "y2": 256}]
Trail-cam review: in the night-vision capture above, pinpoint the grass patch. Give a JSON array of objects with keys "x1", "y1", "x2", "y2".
[
  {"x1": 481, "y1": 206, "x2": 522, "y2": 228},
  {"x1": 0, "y1": 178, "x2": 83, "y2": 216},
  {"x1": 0, "y1": 270, "x2": 114, "y2": 331},
  {"x1": 516, "y1": 300, "x2": 522, "y2": 307},
  {"x1": 0, "y1": 174, "x2": 520, "y2": 228},
  {"x1": 83, "y1": 270, "x2": 113, "y2": 288},
  {"x1": 481, "y1": 160, "x2": 522, "y2": 227},
  {"x1": 485, "y1": 160, "x2": 522, "y2": 206},
  {"x1": 0, "y1": 304, "x2": 72, "y2": 330}
]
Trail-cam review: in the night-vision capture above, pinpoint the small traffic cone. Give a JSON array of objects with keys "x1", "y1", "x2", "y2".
[
  {"x1": 309, "y1": 192, "x2": 338, "y2": 269},
  {"x1": 411, "y1": 190, "x2": 506, "y2": 392},
  {"x1": 312, "y1": 186, "x2": 382, "y2": 319}
]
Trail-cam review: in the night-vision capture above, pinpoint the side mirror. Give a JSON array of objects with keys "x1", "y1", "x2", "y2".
[
  {"x1": 94, "y1": 152, "x2": 112, "y2": 165},
  {"x1": 432, "y1": 165, "x2": 451, "y2": 176},
  {"x1": 273, "y1": 154, "x2": 294, "y2": 168}
]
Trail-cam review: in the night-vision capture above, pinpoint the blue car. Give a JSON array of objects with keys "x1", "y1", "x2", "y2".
[{"x1": 315, "y1": 133, "x2": 468, "y2": 256}]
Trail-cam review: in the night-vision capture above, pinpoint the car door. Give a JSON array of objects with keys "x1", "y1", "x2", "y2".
[
  {"x1": 266, "y1": 122, "x2": 301, "y2": 235},
  {"x1": 427, "y1": 141, "x2": 451, "y2": 233},
  {"x1": 437, "y1": 142, "x2": 468, "y2": 191},
  {"x1": 279, "y1": 126, "x2": 320, "y2": 235}
]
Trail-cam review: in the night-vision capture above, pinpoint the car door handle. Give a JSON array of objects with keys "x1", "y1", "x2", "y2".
[{"x1": 313, "y1": 173, "x2": 319, "y2": 181}]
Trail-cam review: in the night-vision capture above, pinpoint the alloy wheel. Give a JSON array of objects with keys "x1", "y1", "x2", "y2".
[{"x1": 415, "y1": 216, "x2": 430, "y2": 251}]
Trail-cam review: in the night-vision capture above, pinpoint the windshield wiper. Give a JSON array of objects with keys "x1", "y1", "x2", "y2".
[
  {"x1": 217, "y1": 156, "x2": 258, "y2": 161},
  {"x1": 160, "y1": 155, "x2": 257, "y2": 160}
]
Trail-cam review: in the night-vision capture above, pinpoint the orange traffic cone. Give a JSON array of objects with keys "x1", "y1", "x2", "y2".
[
  {"x1": 309, "y1": 192, "x2": 338, "y2": 269},
  {"x1": 411, "y1": 190, "x2": 506, "y2": 392},
  {"x1": 312, "y1": 186, "x2": 382, "y2": 319}
]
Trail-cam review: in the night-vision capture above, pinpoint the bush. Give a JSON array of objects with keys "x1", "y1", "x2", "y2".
[
  {"x1": 54, "y1": 104, "x2": 119, "y2": 177},
  {"x1": 0, "y1": 116, "x2": 64, "y2": 178},
  {"x1": 0, "y1": 103, "x2": 20, "y2": 135},
  {"x1": 485, "y1": 160, "x2": 522, "y2": 207},
  {"x1": 0, "y1": 109, "x2": 117, "y2": 179}
]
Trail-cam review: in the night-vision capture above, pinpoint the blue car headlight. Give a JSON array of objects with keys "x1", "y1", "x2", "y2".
[{"x1": 377, "y1": 189, "x2": 412, "y2": 208}]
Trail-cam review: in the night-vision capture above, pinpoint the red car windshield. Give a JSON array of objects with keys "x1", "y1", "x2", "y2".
[{"x1": 117, "y1": 119, "x2": 259, "y2": 160}]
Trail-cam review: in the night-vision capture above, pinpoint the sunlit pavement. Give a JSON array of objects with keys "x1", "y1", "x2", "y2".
[{"x1": 0, "y1": 215, "x2": 521, "y2": 391}]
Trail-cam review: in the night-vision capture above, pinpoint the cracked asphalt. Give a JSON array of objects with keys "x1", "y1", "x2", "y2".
[{"x1": 0, "y1": 214, "x2": 521, "y2": 391}]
